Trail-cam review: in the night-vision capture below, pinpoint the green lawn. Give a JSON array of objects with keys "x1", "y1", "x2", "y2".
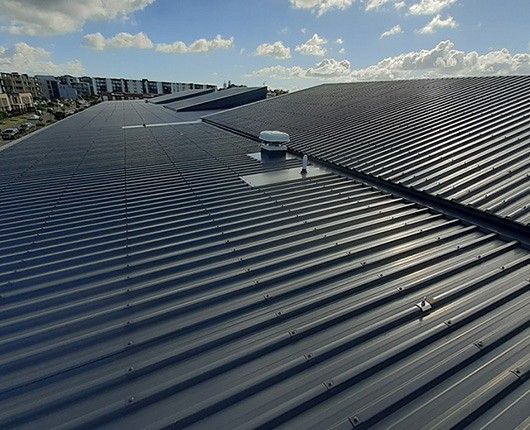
[{"x1": 0, "y1": 115, "x2": 29, "y2": 130}]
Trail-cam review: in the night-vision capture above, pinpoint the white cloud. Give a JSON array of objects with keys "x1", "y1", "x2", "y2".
[
  {"x1": 250, "y1": 58, "x2": 351, "y2": 79},
  {"x1": 155, "y1": 35, "x2": 234, "y2": 54},
  {"x1": 409, "y1": 0, "x2": 456, "y2": 15},
  {"x1": 365, "y1": 0, "x2": 390, "y2": 11},
  {"x1": 380, "y1": 24, "x2": 403, "y2": 38},
  {"x1": 0, "y1": 0, "x2": 155, "y2": 36},
  {"x1": 351, "y1": 40, "x2": 530, "y2": 80},
  {"x1": 336, "y1": 38, "x2": 344, "y2": 44},
  {"x1": 307, "y1": 58, "x2": 352, "y2": 77},
  {"x1": 0, "y1": 42, "x2": 84, "y2": 75},
  {"x1": 339, "y1": 47, "x2": 346, "y2": 54},
  {"x1": 365, "y1": 0, "x2": 406, "y2": 11},
  {"x1": 250, "y1": 65, "x2": 307, "y2": 79},
  {"x1": 416, "y1": 15, "x2": 457, "y2": 34},
  {"x1": 84, "y1": 32, "x2": 153, "y2": 50},
  {"x1": 249, "y1": 40, "x2": 530, "y2": 82},
  {"x1": 296, "y1": 33, "x2": 328, "y2": 56},
  {"x1": 255, "y1": 41, "x2": 292, "y2": 59},
  {"x1": 289, "y1": 0, "x2": 354, "y2": 16}
]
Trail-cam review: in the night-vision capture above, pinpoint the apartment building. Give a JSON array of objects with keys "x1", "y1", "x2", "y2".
[
  {"x1": 3, "y1": 71, "x2": 216, "y2": 101},
  {"x1": 34, "y1": 75, "x2": 61, "y2": 100},
  {"x1": 80, "y1": 76, "x2": 215, "y2": 96},
  {"x1": 9, "y1": 92, "x2": 34, "y2": 112},
  {"x1": 58, "y1": 75, "x2": 92, "y2": 99},
  {"x1": 0, "y1": 72, "x2": 41, "y2": 100},
  {"x1": 0, "y1": 88, "x2": 34, "y2": 113}
]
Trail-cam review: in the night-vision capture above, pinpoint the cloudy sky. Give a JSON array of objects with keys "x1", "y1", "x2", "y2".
[{"x1": 0, "y1": 0, "x2": 529, "y2": 89}]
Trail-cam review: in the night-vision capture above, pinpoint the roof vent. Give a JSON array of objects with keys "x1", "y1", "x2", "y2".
[{"x1": 260, "y1": 130, "x2": 289, "y2": 159}]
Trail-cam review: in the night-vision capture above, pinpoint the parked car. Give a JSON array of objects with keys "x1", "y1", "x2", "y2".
[
  {"x1": 1, "y1": 128, "x2": 19, "y2": 140},
  {"x1": 19, "y1": 122, "x2": 35, "y2": 132}
]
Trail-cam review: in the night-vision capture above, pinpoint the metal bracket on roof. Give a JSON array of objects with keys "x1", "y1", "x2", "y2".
[
  {"x1": 348, "y1": 415, "x2": 362, "y2": 427},
  {"x1": 415, "y1": 297, "x2": 432, "y2": 312}
]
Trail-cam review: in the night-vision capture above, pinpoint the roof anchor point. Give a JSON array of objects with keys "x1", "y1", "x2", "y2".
[{"x1": 301, "y1": 154, "x2": 308, "y2": 175}]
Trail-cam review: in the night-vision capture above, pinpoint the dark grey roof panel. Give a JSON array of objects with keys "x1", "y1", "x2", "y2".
[
  {"x1": 206, "y1": 76, "x2": 530, "y2": 226},
  {"x1": 148, "y1": 88, "x2": 216, "y2": 104},
  {"x1": 0, "y1": 99, "x2": 529, "y2": 430},
  {"x1": 164, "y1": 87, "x2": 267, "y2": 112}
]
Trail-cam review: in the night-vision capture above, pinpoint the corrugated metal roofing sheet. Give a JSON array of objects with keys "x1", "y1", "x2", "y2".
[
  {"x1": 148, "y1": 88, "x2": 216, "y2": 105},
  {"x1": 0, "y1": 101, "x2": 529, "y2": 429},
  {"x1": 164, "y1": 87, "x2": 267, "y2": 112},
  {"x1": 206, "y1": 76, "x2": 530, "y2": 226}
]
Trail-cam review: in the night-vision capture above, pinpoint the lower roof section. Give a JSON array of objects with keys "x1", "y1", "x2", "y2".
[
  {"x1": 164, "y1": 86, "x2": 267, "y2": 112},
  {"x1": 148, "y1": 88, "x2": 216, "y2": 105},
  {"x1": 0, "y1": 102, "x2": 529, "y2": 429}
]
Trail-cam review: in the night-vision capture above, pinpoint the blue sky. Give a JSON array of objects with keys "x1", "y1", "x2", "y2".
[{"x1": 0, "y1": 0, "x2": 529, "y2": 89}]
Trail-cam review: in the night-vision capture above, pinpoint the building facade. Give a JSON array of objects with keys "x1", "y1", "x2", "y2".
[
  {"x1": 3, "y1": 71, "x2": 216, "y2": 101},
  {"x1": 9, "y1": 92, "x2": 34, "y2": 112},
  {"x1": 0, "y1": 92, "x2": 11, "y2": 113},
  {"x1": 0, "y1": 90, "x2": 34, "y2": 113},
  {"x1": 35, "y1": 75, "x2": 61, "y2": 100},
  {"x1": 58, "y1": 76, "x2": 91, "y2": 99},
  {"x1": 58, "y1": 84, "x2": 78, "y2": 100},
  {"x1": 0, "y1": 72, "x2": 41, "y2": 100}
]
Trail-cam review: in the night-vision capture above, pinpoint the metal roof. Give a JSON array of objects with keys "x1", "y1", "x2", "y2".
[
  {"x1": 0, "y1": 100, "x2": 529, "y2": 429},
  {"x1": 148, "y1": 88, "x2": 216, "y2": 105},
  {"x1": 59, "y1": 100, "x2": 223, "y2": 127},
  {"x1": 164, "y1": 86, "x2": 267, "y2": 112},
  {"x1": 206, "y1": 76, "x2": 530, "y2": 226}
]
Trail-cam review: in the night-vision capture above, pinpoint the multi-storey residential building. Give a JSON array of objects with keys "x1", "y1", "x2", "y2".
[
  {"x1": 0, "y1": 92, "x2": 11, "y2": 113},
  {"x1": 35, "y1": 75, "x2": 61, "y2": 100},
  {"x1": 9, "y1": 92, "x2": 34, "y2": 112},
  {"x1": 70, "y1": 82, "x2": 91, "y2": 99},
  {"x1": 58, "y1": 84, "x2": 78, "y2": 100},
  {"x1": 142, "y1": 79, "x2": 162, "y2": 95},
  {"x1": 93, "y1": 77, "x2": 109, "y2": 95},
  {"x1": 0, "y1": 72, "x2": 41, "y2": 100},
  {"x1": 124, "y1": 79, "x2": 144, "y2": 94},
  {"x1": 58, "y1": 75, "x2": 91, "y2": 99},
  {"x1": 0, "y1": 87, "x2": 34, "y2": 113},
  {"x1": 78, "y1": 77, "x2": 96, "y2": 96},
  {"x1": 0, "y1": 72, "x2": 41, "y2": 99},
  {"x1": 4, "y1": 72, "x2": 216, "y2": 100}
]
